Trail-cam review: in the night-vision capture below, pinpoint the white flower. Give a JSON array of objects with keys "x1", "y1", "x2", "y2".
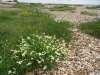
[
  {"x1": 30, "y1": 51, "x2": 34, "y2": 55},
  {"x1": 27, "y1": 62, "x2": 32, "y2": 66},
  {"x1": 41, "y1": 59, "x2": 44, "y2": 62},
  {"x1": 38, "y1": 52, "x2": 43, "y2": 56},
  {"x1": 43, "y1": 66, "x2": 47, "y2": 70},
  {"x1": 27, "y1": 36, "x2": 30, "y2": 40},
  {"x1": 0, "y1": 56, "x2": 2, "y2": 59},
  {"x1": 8, "y1": 70, "x2": 12, "y2": 74},
  {"x1": 13, "y1": 50, "x2": 18, "y2": 54},
  {"x1": 50, "y1": 55, "x2": 54, "y2": 60},
  {"x1": 22, "y1": 50, "x2": 27, "y2": 57},
  {"x1": 37, "y1": 60, "x2": 41, "y2": 64},
  {"x1": 24, "y1": 43, "x2": 28, "y2": 47},
  {"x1": 16, "y1": 60, "x2": 23, "y2": 65},
  {"x1": 55, "y1": 52, "x2": 61, "y2": 56},
  {"x1": 56, "y1": 58, "x2": 60, "y2": 62},
  {"x1": 46, "y1": 46, "x2": 49, "y2": 49},
  {"x1": 0, "y1": 61, "x2": 2, "y2": 63}
]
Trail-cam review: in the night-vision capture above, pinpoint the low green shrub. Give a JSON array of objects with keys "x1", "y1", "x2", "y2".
[
  {"x1": 1, "y1": 34, "x2": 68, "y2": 75},
  {"x1": 79, "y1": 19, "x2": 100, "y2": 38},
  {"x1": 75, "y1": 4, "x2": 83, "y2": 6},
  {"x1": 81, "y1": 11, "x2": 98, "y2": 16},
  {"x1": 86, "y1": 5, "x2": 100, "y2": 9},
  {"x1": 49, "y1": 5, "x2": 76, "y2": 11}
]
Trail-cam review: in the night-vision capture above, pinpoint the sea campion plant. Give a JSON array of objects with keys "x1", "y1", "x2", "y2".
[{"x1": 10, "y1": 33, "x2": 68, "y2": 75}]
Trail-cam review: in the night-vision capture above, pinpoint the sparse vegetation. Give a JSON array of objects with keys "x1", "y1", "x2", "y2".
[
  {"x1": 79, "y1": 19, "x2": 100, "y2": 38},
  {"x1": 81, "y1": 11, "x2": 98, "y2": 16},
  {"x1": 75, "y1": 4, "x2": 84, "y2": 6},
  {"x1": 49, "y1": 4, "x2": 76, "y2": 11},
  {"x1": 86, "y1": 5, "x2": 100, "y2": 10}
]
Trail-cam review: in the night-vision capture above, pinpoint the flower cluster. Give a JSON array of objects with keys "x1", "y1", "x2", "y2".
[
  {"x1": 55, "y1": 18, "x2": 62, "y2": 23},
  {"x1": 18, "y1": 11, "x2": 30, "y2": 17},
  {"x1": 10, "y1": 33, "x2": 68, "y2": 74}
]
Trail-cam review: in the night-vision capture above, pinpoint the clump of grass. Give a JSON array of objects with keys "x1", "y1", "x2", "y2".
[
  {"x1": 79, "y1": 19, "x2": 100, "y2": 38},
  {"x1": 81, "y1": 11, "x2": 98, "y2": 16},
  {"x1": 86, "y1": 5, "x2": 100, "y2": 9},
  {"x1": 49, "y1": 4, "x2": 76, "y2": 11}
]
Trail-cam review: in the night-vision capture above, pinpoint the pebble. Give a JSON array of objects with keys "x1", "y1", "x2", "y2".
[{"x1": 42, "y1": 5, "x2": 100, "y2": 75}]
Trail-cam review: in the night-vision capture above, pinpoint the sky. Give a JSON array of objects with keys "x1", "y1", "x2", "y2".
[{"x1": 3, "y1": 0, "x2": 100, "y2": 5}]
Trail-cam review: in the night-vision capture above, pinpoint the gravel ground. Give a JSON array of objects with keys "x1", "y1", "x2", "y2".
[{"x1": 41, "y1": 5, "x2": 100, "y2": 75}]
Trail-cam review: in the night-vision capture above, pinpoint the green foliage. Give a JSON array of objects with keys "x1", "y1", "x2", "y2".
[
  {"x1": 1, "y1": 34, "x2": 69, "y2": 75},
  {"x1": 0, "y1": 9, "x2": 73, "y2": 49},
  {"x1": 0, "y1": 3, "x2": 73, "y2": 75},
  {"x1": 86, "y1": 5, "x2": 100, "y2": 9},
  {"x1": 81, "y1": 11, "x2": 98, "y2": 16},
  {"x1": 79, "y1": 19, "x2": 100, "y2": 38},
  {"x1": 0, "y1": 10, "x2": 13, "y2": 22},
  {"x1": 75, "y1": 4, "x2": 83, "y2": 6},
  {"x1": 49, "y1": 5, "x2": 76, "y2": 11},
  {"x1": 12, "y1": 3, "x2": 44, "y2": 10},
  {"x1": 29, "y1": 3, "x2": 45, "y2": 8}
]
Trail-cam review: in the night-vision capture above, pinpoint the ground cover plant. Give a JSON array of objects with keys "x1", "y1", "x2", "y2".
[
  {"x1": 29, "y1": 3, "x2": 45, "y2": 8},
  {"x1": 1, "y1": 34, "x2": 68, "y2": 75},
  {"x1": 75, "y1": 4, "x2": 83, "y2": 6},
  {"x1": 0, "y1": 3, "x2": 73, "y2": 75},
  {"x1": 79, "y1": 19, "x2": 100, "y2": 38},
  {"x1": 81, "y1": 11, "x2": 98, "y2": 16},
  {"x1": 12, "y1": 3, "x2": 45, "y2": 9},
  {"x1": 49, "y1": 4, "x2": 76, "y2": 11},
  {"x1": 86, "y1": 5, "x2": 100, "y2": 10}
]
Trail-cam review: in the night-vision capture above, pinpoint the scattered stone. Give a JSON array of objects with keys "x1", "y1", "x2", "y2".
[{"x1": 42, "y1": 5, "x2": 100, "y2": 75}]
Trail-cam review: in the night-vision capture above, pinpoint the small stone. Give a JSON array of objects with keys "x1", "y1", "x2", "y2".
[{"x1": 90, "y1": 72, "x2": 95, "y2": 75}]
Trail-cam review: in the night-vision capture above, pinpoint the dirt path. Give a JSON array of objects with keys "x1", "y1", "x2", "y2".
[{"x1": 42, "y1": 5, "x2": 100, "y2": 75}]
